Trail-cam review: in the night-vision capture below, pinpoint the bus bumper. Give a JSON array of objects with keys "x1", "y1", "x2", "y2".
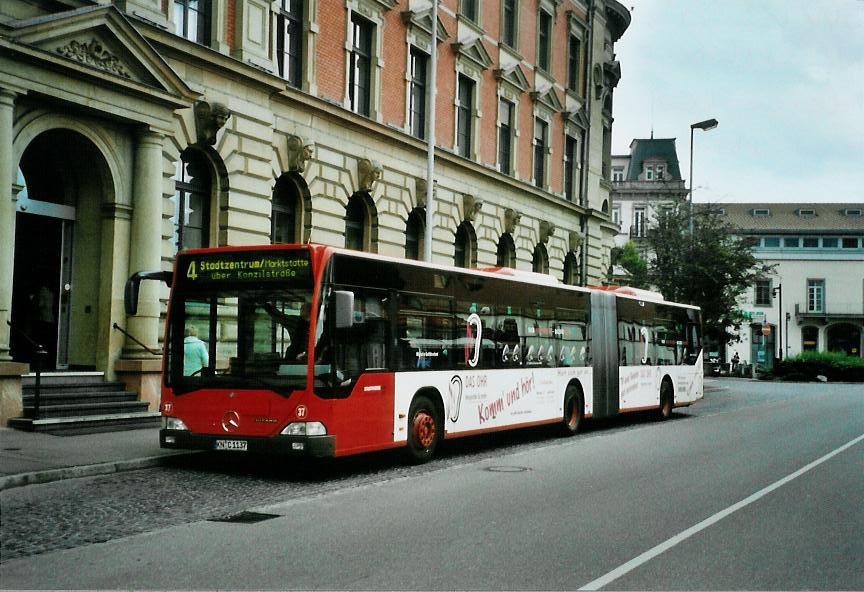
[{"x1": 160, "y1": 429, "x2": 336, "y2": 457}]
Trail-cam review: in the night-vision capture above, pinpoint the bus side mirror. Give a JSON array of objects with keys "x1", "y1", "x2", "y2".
[
  {"x1": 333, "y1": 290, "x2": 355, "y2": 329},
  {"x1": 125, "y1": 271, "x2": 173, "y2": 315}
]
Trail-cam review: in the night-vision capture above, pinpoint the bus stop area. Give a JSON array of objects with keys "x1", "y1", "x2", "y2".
[{"x1": 0, "y1": 427, "x2": 194, "y2": 492}]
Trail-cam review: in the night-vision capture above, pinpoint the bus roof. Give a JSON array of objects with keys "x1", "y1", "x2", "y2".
[{"x1": 176, "y1": 244, "x2": 699, "y2": 310}]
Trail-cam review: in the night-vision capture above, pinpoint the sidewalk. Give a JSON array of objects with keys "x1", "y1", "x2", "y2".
[{"x1": 0, "y1": 427, "x2": 195, "y2": 492}]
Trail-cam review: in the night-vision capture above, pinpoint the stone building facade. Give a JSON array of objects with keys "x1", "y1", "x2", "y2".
[{"x1": 0, "y1": 0, "x2": 630, "y2": 422}]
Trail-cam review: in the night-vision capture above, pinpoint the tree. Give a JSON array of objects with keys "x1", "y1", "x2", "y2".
[
  {"x1": 646, "y1": 203, "x2": 764, "y2": 347},
  {"x1": 609, "y1": 240, "x2": 649, "y2": 289}
]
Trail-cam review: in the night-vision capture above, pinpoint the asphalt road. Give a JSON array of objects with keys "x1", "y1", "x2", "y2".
[{"x1": 1, "y1": 379, "x2": 862, "y2": 590}]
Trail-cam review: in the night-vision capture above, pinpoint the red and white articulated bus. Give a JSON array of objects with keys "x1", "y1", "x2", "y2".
[{"x1": 125, "y1": 244, "x2": 703, "y2": 463}]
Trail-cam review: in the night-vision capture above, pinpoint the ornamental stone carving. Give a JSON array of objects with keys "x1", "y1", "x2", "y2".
[
  {"x1": 539, "y1": 220, "x2": 556, "y2": 244},
  {"x1": 462, "y1": 194, "x2": 483, "y2": 222},
  {"x1": 56, "y1": 38, "x2": 131, "y2": 79},
  {"x1": 286, "y1": 134, "x2": 314, "y2": 173},
  {"x1": 194, "y1": 101, "x2": 231, "y2": 146},
  {"x1": 504, "y1": 208, "x2": 521, "y2": 234},
  {"x1": 358, "y1": 159, "x2": 383, "y2": 192},
  {"x1": 415, "y1": 178, "x2": 427, "y2": 208},
  {"x1": 569, "y1": 230, "x2": 585, "y2": 253}
]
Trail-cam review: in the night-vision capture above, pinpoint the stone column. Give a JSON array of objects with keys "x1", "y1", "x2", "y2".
[
  {"x1": 125, "y1": 128, "x2": 164, "y2": 356},
  {"x1": 0, "y1": 89, "x2": 18, "y2": 361},
  {"x1": 116, "y1": 129, "x2": 165, "y2": 411},
  {"x1": 0, "y1": 89, "x2": 29, "y2": 424}
]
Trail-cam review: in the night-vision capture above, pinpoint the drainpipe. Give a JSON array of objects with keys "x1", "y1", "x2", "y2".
[{"x1": 580, "y1": 0, "x2": 595, "y2": 286}]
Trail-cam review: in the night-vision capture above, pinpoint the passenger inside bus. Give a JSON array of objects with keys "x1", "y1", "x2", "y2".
[
  {"x1": 183, "y1": 325, "x2": 209, "y2": 376},
  {"x1": 285, "y1": 302, "x2": 312, "y2": 361}
]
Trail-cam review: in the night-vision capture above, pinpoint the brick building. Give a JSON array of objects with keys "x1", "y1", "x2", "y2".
[{"x1": 0, "y1": 0, "x2": 630, "y2": 424}]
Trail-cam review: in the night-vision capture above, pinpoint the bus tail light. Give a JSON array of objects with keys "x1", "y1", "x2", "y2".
[
  {"x1": 163, "y1": 417, "x2": 189, "y2": 431},
  {"x1": 281, "y1": 422, "x2": 327, "y2": 436}
]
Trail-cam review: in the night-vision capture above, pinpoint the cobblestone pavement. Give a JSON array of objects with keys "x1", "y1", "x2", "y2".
[{"x1": 1, "y1": 385, "x2": 761, "y2": 562}]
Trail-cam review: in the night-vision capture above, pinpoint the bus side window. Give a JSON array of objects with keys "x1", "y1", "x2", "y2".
[
  {"x1": 397, "y1": 294, "x2": 453, "y2": 371},
  {"x1": 455, "y1": 301, "x2": 494, "y2": 370},
  {"x1": 524, "y1": 308, "x2": 555, "y2": 368},
  {"x1": 332, "y1": 287, "x2": 390, "y2": 378},
  {"x1": 552, "y1": 300, "x2": 589, "y2": 368},
  {"x1": 496, "y1": 315, "x2": 522, "y2": 368}
]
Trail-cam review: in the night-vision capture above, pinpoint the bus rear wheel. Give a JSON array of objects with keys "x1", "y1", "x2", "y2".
[
  {"x1": 406, "y1": 395, "x2": 441, "y2": 464},
  {"x1": 560, "y1": 386, "x2": 583, "y2": 436},
  {"x1": 658, "y1": 380, "x2": 673, "y2": 420}
]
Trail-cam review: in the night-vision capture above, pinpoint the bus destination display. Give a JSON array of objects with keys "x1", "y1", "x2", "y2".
[{"x1": 177, "y1": 251, "x2": 311, "y2": 286}]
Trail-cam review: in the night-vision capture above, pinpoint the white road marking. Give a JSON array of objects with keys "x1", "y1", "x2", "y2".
[{"x1": 579, "y1": 433, "x2": 864, "y2": 591}]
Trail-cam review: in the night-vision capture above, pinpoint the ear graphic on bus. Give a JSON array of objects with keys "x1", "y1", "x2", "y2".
[
  {"x1": 465, "y1": 313, "x2": 482, "y2": 368},
  {"x1": 448, "y1": 375, "x2": 463, "y2": 422}
]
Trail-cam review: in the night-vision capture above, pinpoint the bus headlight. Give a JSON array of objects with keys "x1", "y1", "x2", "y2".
[
  {"x1": 281, "y1": 422, "x2": 327, "y2": 436},
  {"x1": 162, "y1": 417, "x2": 189, "y2": 431}
]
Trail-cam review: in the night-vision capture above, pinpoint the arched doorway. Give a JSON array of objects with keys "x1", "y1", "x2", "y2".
[{"x1": 11, "y1": 129, "x2": 109, "y2": 370}]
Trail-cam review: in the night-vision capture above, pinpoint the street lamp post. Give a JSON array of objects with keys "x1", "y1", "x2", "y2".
[
  {"x1": 772, "y1": 284, "x2": 783, "y2": 361},
  {"x1": 688, "y1": 118, "x2": 719, "y2": 235}
]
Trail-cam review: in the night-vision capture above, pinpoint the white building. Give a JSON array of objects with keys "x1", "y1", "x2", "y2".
[
  {"x1": 610, "y1": 138, "x2": 687, "y2": 249},
  {"x1": 721, "y1": 203, "x2": 864, "y2": 369}
]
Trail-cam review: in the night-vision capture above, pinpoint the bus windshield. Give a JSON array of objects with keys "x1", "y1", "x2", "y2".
[{"x1": 166, "y1": 287, "x2": 314, "y2": 394}]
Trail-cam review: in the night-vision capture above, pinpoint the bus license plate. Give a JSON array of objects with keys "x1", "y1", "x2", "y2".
[{"x1": 214, "y1": 440, "x2": 248, "y2": 451}]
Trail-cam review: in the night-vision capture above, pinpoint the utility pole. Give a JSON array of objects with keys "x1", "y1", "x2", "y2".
[{"x1": 423, "y1": 0, "x2": 438, "y2": 263}]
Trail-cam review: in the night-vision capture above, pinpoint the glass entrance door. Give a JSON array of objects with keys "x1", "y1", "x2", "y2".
[{"x1": 11, "y1": 195, "x2": 76, "y2": 369}]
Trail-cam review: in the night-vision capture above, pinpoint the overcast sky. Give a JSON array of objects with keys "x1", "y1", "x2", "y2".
[{"x1": 611, "y1": 0, "x2": 864, "y2": 204}]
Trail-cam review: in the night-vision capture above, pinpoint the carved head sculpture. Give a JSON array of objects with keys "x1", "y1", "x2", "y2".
[
  {"x1": 286, "y1": 134, "x2": 314, "y2": 173},
  {"x1": 415, "y1": 178, "x2": 428, "y2": 208},
  {"x1": 194, "y1": 101, "x2": 231, "y2": 146},
  {"x1": 463, "y1": 194, "x2": 483, "y2": 222},
  {"x1": 504, "y1": 208, "x2": 521, "y2": 234},
  {"x1": 358, "y1": 159, "x2": 383, "y2": 192},
  {"x1": 569, "y1": 230, "x2": 585, "y2": 253},
  {"x1": 539, "y1": 220, "x2": 556, "y2": 244}
]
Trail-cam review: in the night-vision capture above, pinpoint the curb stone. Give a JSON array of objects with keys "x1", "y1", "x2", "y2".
[{"x1": 0, "y1": 452, "x2": 199, "y2": 492}]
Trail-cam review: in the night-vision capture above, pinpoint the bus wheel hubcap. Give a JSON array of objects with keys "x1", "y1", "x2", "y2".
[{"x1": 412, "y1": 411, "x2": 436, "y2": 448}]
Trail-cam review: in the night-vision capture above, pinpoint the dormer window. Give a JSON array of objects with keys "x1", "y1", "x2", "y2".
[
  {"x1": 644, "y1": 166, "x2": 654, "y2": 181},
  {"x1": 752, "y1": 208, "x2": 771, "y2": 217},
  {"x1": 656, "y1": 164, "x2": 666, "y2": 180},
  {"x1": 796, "y1": 208, "x2": 816, "y2": 218}
]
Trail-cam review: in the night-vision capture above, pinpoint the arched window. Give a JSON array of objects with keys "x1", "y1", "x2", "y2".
[
  {"x1": 173, "y1": 148, "x2": 211, "y2": 251},
  {"x1": 344, "y1": 191, "x2": 378, "y2": 253},
  {"x1": 801, "y1": 326, "x2": 819, "y2": 352},
  {"x1": 405, "y1": 208, "x2": 425, "y2": 260},
  {"x1": 532, "y1": 243, "x2": 549, "y2": 274},
  {"x1": 345, "y1": 193, "x2": 369, "y2": 251},
  {"x1": 454, "y1": 221, "x2": 476, "y2": 268},
  {"x1": 271, "y1": 175, "x2": 301, "y2": 244},
  {"x1": 497, "y1": 233, "x2": 516, "y2": 268},
  {"x1": 563, "y1": 252, "x2": 579, "y2": 285},
  {"x1": 826, "y1": 323, "x2": 861, "y2": 357}
]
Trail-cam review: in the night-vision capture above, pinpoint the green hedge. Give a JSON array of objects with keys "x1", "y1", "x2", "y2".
[{"x1": 770, "y1": 352, "x2": 864, "y2": 382}]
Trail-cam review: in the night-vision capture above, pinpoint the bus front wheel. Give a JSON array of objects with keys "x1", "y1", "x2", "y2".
[
  {"x1": 560, "y1": 386, "x2": 583, "y2": 436},
  {"x1": 406, "y1": 395, "x2": 441, "y2": 464},
  {"x1": 658, "y1": 379, "x2": 673, "y2": 420}
]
